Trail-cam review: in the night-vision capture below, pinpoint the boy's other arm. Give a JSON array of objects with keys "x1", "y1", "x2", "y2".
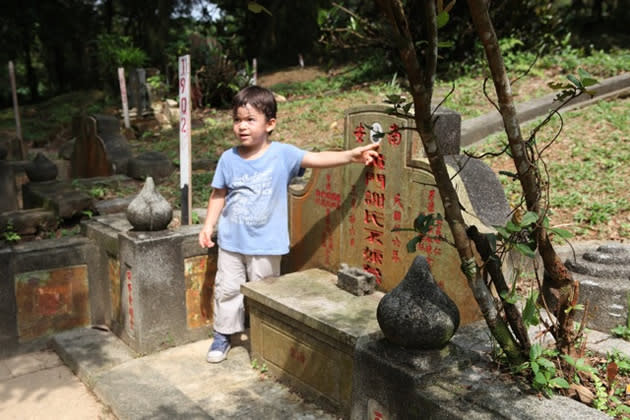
[
  {"x1": 301, "y1": 142, "x2": 379, "y2": 169},
  {"x1": 198, "y1": 187, "x2": 227, "y2": 248}
]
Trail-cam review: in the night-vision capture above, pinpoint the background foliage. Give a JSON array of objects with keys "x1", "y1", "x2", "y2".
[{"x1": 1, "y1": 0, "x2": 629, "y2": 107}]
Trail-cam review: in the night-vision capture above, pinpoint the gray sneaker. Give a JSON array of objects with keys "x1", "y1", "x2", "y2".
[{"x1": 207, "y1": 332, "x2": 231, "y2": 363}]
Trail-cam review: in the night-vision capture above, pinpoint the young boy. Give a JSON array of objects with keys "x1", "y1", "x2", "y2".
[{"x1": 198, "y1": 86, "x2": 379, "y2": 363}]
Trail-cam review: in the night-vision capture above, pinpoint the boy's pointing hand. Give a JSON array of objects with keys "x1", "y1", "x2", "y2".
[{"x1": 351, "y1": 142, "x2": 381, "y2": 166}]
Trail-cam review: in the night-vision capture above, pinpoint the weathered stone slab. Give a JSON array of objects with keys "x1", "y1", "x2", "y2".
[
  {"x1": 288, "y1": 105, "x2": 508, "y2": 324},
  {"x1": 0, "y1": 208, "x2": 57, "y2": 236},
  {"x1": 242, "y1": 269, "x2": 383, "y2": 417},
  {"x1": 0, "y1": 161, "x2": 18, "y2": 212},
  {"x1": 116, "y1": 227, "x2": 215, "y2": 353},
  {"x1": 22, "y1": 180, "x2": 94, "y2": 219},
  {"x1": 3, "y1": 237, "x2": 103, "y2": 342}
]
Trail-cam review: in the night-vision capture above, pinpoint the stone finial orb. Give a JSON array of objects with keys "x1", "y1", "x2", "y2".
[
  {"x1": 126, "y1": 176, "x2": 173, "y2": 231},
  {"x1": 376, "y1": 255, "x2": 460, "y2": 350},
  {"x1": 25, "y1": 152, "x2": 58, "y2": 182}
]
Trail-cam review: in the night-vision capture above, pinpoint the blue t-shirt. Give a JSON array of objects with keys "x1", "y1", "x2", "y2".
[{"x1": 211, "y1": 142, "x2": 306, "y2": 255}]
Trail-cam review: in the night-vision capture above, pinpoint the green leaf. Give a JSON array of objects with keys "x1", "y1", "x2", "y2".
[
  {"x1": 548, "y1": 81, "x2": 572, "y2": 90},
  {"x1": 406, "y1": 236, "x2": 422, "y2": 253},
  {"x1": 498, "y1": 170, "x2": 518, "y2": 179},
  {"x1": 534, "y1": 371, "x2": 548, "y2": 385},
  {"x1": 494, "y1": 225, "x2": 511, "y2": 239},
  {"x1": 515, "y1": 243, "x2": 536, "y2": 258},
  {"x1": 538, "y1": 358, "x2": 555, "y2": 370},
  {"x1": 531, "y1": 360, "x2": 540, "y2": 374},
  {"x1": 523, "y1": 291, "x2": 540, "y2": 326},
  {"x1": 530, "y1": 343, "x2": 543, "y2": 361},
  {"x1": 562, "y1": 354, "x2": 576, "y2": 366},
  {"x1": 247, "y1": 1, "x2": 272, "y2": 15},
  {"x1": 386, "y1": 94, "x2": 403, "y2": 104},
  {"x1": 506, "y1": 220, "x2": 520, "y2": 233},
  {"x1": 567, "y1": 74, "x2": 583, "y2": 89},
  {"x1": 549, "y1": 377, "x2": 570, "y2": 389},
  {"x1": 436, "y1": 11, "x2": 450, "y2": 29},
  {"x1": 350, "y1": 16, "x2": 357, "y2": 31},
  {"x1": 577, "y1": 68, "x2": 593, "y2": 80},
  {"x1": 500, "y1": 290, "x2": 519, "y2": 305},
  {"x1": 485, "y1": 233, "x2": 497, "y2": 254},
  {"x1": 581, "y1": 77, "x2": 598, "y2": 87},
  {"x1": 391, "y1": 227, "x2": 416, "y2": 232},
  {"x1": 520, "y1": 211, "x2": 539, "y2": 227},
  {"x1": 549, "y1": 227, "x2": 573, "y2": 239},
  {"x1": 437, "y1": 40, "x2": 454, "y2": 48}
]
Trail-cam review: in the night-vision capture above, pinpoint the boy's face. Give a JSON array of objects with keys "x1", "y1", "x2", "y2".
[{"x1": 232, "y1": 104, "x2": 276, "y2": 150}]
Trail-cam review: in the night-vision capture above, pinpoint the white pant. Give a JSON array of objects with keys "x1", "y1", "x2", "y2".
[{"x1": 213, "y1": 248, "x2": 281, "y2": 335}]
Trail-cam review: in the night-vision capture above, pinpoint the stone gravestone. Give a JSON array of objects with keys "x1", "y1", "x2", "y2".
[
  {"x1": 70, "y1": 114, "x2": 132, "y2": 178},
  {"x1": 128, "y1": 68, "x2": 152, "y2": 117},
  {"x1": 0, "y1": 160, "x2": 18, "y2": 212},
  {"x1": 287, "y1": 105, "x2": 510, "y2": 324}
]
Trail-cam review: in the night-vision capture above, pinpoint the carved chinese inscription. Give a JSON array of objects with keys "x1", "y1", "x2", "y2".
[{"x1": 288, "y1": 105, "x2": 483, "y2": 324}]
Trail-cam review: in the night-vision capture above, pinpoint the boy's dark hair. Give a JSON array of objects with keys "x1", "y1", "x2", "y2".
[{"x1": 232, "y1": 86, "x2": 277, "y2": 121}]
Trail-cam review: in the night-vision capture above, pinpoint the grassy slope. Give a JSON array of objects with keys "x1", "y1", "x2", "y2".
[{"x1": 1, "y1": 49, "x2": 628, "y2": 242}]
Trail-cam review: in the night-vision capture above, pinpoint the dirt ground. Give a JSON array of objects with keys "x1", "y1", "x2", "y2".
[{"x1": 256, "y1": 66, "x2": 327, "y2": 87}]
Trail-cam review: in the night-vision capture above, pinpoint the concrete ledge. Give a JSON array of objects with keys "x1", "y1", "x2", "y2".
[
  {"x1": 94, "y1": 361, "x2": 209, "y2": 420},
  {"x1": 52, "y1": 327, "x2": 137, "y2": 387},
  {"x1": 462, "y1": 72, "x2": 630, "y2": 147}
]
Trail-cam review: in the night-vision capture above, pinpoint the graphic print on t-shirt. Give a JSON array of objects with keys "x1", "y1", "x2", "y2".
[{"x1": 228, "y1": 168, "x2": 273, "y2": 226}]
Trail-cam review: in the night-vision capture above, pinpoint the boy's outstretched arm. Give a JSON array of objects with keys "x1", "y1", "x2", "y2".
[
  {"x1": 198, "y1": 187, "x2": 226, "y2": 248},
  {"x1": 301, "y1": 142, "x2": 380, "y2": 169}
]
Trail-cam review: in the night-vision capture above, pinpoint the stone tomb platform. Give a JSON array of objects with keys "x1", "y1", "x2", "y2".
[
  {"x1": 241, "y1": 269, "x2": 383, "y2": 417},
  {"x1": 351, "y1": 327, "x2": 609, "y2": 420},
  {"x1": 242, "y1": 270, "x2": 607, "y2": 420}
]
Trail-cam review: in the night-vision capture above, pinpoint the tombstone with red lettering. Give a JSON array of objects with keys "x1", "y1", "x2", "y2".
[{"x1": 286, "y1": 105, "x2": 509, "y2": 324}]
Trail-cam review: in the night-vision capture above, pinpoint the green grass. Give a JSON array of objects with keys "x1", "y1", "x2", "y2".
[{"x1": 466, "y1": 96, "x2": 630, "y2": 241}]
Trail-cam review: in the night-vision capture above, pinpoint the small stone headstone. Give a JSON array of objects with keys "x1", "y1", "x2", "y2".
[
  {"x1": 0, "y1": 161, "x2": 18, "y2": 212},
  {"x1": 337, "y1": 264, "x2": 376, "y2": 296},
  {"x1": 376, "y1": 255, "x2": 460, "y2": 350},
  {"x1": 126, "y1": 177, "x2": 173, "y2": 231}
]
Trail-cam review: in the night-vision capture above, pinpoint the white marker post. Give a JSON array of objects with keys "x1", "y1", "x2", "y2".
[
  {"x1": 252, "y1": 58, "x2": 257, "y2": 85},
  {"x1": 118, "y1": 67, "x2": 130, "y2": 129},
  {"x1": 178, "y1": 55, "x2": 192, "y2": 225},
  {"x1": 8, "y1": 61, "x2": 25, "y2": 159}
]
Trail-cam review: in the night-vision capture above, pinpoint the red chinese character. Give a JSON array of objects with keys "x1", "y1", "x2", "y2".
[
  {"x1": 373, "y1": 153, "x2": 385, "y2": 170},
  {"x1": 388, "y1": 124, "x2": 402, "y2": 145},
  {"x1": 392, "y1": 250, "x2": 401, "y2": 262},
  {"x1": 363, "y1": 264, "x2": 382, "y2": 284},
  {"x1": 393, "y1": 210, "x2": 402, "y2": 222},
  {"x1": 365, "y1": 229, "x2": 384, "y2": 246},
  {"x1": 365, "y1": 191, "x2": 385, "y2": 208},
  {"x1": 354, "y1": 124, "x2": 366, "y2": 143},
  {"x1": 363, "y1": 247, "x2": 384, "y2": 265},
  {"x1": 392, "y1": 236, "x2": 402, "y2": 248},
  {"x1": 394, "y1": 193, "x2": 403, "y2": 208},
  {"x1": 365, "y1": 173, "x2": 386, "y2": 189},
  {"x1": 427, "y1": 189, "x2": 436, "y2": 212},
  {"x1": 364, "y1": 209, "x2": 385, "y2": 228}
]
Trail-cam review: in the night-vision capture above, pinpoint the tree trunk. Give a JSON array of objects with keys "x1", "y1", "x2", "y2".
[
  {"x1": 376, "y1": 0, "x2": 524, "y2": 364},
  {"x1": 466, "y1": 0, "x2": 579, "y2": 353}
]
